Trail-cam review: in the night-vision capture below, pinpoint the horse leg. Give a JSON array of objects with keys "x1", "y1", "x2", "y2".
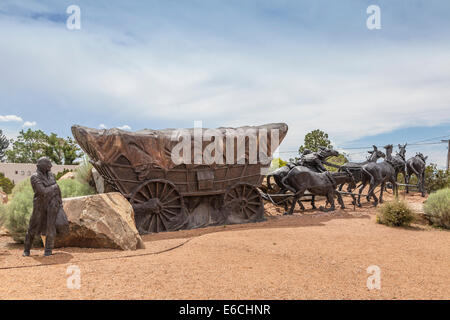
[
  {"x1": 285, "y1": 191, "x2": 304, "y2": 215},
  {"x1": 405, "y1": 173, "x2": 409, "y2": 194},
  {"x1": 357, "y1": 182, "x2": 366, "y2": 207},
  {"x1": 347, "y1": 184, "x2": 356, "y2": 205},
  {"x1": 296, "y1": 198, "x2": 305, "y2": 211},
  {"x1": 420, "y1": 173, "x2": 426, "y2": 197},
  {"x1": 367, "y1": 182, "x2": 379, "y2": 206},
  {"x1": 337, "y1": 191, "x2": 345, "y2": 209},
  {"x1": 379, "y1": 182, "x2": 385, "y2": 203},
  {"x1": 321, "y1": 191, "x2": 335, "y2": 212},
  {"x1": 310, "y1": 195, "x2": 316, "y2": 209}
]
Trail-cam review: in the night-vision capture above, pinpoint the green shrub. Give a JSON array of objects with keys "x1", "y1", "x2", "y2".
[
  {"x1": 425, "y1": 164, "x2": 449, "y2": 193},
  {"x1": 0, "y1": 202, "x2": 7, "y2": 227},
  {"x1": 58, "y1": 178, "x2": 95, "y2": 198},
  {"x1": 3, "y1": 176, "x2": 95, "y2": 243},
  {"x1": 75, "y1": 157, "x2": 93, "y2": 186},
  {"x1": 376, "y1": 200, "x2": 415, "y2": 227},
  {"x1": 0, "y1": 172, "x2": 14, "y2": 194},
  {"x1": 423, "y1": 188, "x2": 450, "y2": 229},
  {"x1": 5, "y1": 179, "x2": 34, "y2": 242}
]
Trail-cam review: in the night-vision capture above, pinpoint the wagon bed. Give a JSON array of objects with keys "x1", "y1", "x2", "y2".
[{"x1": 72, "y1": 123, "x2": 288, "y2": 234}]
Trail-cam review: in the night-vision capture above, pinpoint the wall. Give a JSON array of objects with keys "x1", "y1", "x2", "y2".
[{"x1": 0, "y1": 163, "x2": 79, "y2": 184}]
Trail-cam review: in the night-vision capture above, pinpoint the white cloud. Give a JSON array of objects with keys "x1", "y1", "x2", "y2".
[
  {"x1": 22, "y1": 121, "x2": 37, "y2": 127},
  {"x1": 0, "y1": 7, "x2": 449, "y2": 167},
  {"x1": 99, "y1": 124, "x2": 107, "y2": 129},
  {"x1": 117, "y1": 125, "x2": 131, "y2": 130},
  {"x1": 0, "y1": 115, "x2": 23, "y2": 122}
]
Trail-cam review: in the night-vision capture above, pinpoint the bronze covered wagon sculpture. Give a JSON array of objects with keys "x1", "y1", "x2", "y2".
[{"x1": 71, "y1": 123, "x2": 288, "y2": 234}]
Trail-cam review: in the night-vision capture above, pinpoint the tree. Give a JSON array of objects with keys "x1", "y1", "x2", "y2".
[
  {"x1": 0, "y1": 129, "x2": 9, "y2": 162},
  {"x1": 0, "y1": 172, "x2": 14, "y2": 194},
  {"x1": 299, "y1": 129, "x2": 332, "y2": 154},
  {"x1": 424, "y1": 163, "x2": 450, "y2": 193},
  {"x1": 297, "y1": 129, "x2": 348, "y2": 170},
  {"x1": 5, "y1": 129, "x2": 83, "y2": 164}
]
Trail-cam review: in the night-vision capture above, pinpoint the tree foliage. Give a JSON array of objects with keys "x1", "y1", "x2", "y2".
[
  {"x1": 0, "y1": 129, "x2": 9, "y2": 162},
  {"x1": 5, "y1": 129, "x2": 83, "y2": 164},
  {"x1": 0, "y1": 173, "x2": 14, "y2": 194},
  {"x1": 324, "y1": 154, "x2": 349, "y2": 172},
  {"x1": 299, "y1": 129, "x2": 332, "y2": 154},
  {"x1": 424, "y1": 163, "x2": 449, "y2": 193}
]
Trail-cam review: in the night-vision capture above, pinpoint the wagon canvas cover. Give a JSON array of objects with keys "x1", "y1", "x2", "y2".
[{"x1": 72, "y1": 123, "x2": 288, "y2": 172}]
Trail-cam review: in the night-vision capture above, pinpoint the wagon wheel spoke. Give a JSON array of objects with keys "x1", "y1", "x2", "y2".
[
  {"x1": 223, "y1": 183, "x2": 263, "y2": 222},
  {"x1": 162, "y1": 209, "x2": 178, "y2": 217},
  {"x1": 131, "y1": 179, "x2": 185, "y2": 234},
  {"x1": 163, "y1": 196, "x2": 181, "y2": 205},
  {"x1": 161, "y1": 188, "x2": 175, "y2": 202}
]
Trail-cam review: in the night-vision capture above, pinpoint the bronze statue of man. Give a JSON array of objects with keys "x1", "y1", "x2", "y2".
[{"x1": 23, "y1": 157, "x2": 65, "y2": 257}]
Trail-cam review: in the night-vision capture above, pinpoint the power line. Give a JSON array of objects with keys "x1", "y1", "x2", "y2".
[{"x1": 277, "y1": 141, "x2": 446, "y2": 154}]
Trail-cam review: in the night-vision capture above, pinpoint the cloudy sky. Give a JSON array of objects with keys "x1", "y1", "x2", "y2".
[{"x1": 0, "y1": 0, "x2": 449, "y2": 166}]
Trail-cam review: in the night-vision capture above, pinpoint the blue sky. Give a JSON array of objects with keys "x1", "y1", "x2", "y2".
[{"x1": 0, "y1": 0, "x2": 449, "y2": 166}]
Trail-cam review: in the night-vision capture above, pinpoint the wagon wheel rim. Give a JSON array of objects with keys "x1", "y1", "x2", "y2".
[
  {"x1": 223, "y1": 183, "x2": 264, "y2": 220},
  {"x1": 130, "y1": 179, "x2": 185, "y2": 233}
]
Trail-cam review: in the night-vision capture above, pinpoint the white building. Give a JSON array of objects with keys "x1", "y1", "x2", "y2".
[{"x1": 0, "y1": 163, "x2": 79, "y2": 184}]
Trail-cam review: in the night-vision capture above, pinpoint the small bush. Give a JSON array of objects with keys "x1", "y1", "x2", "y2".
[
  {"x1": 0, "y1": 202, "x2": 7, "y2": 227},
  {"x1": 3, "y1": 176, "x2": 95, "y2": 243},
  {"x1": 0, "y1": 172, "x2": 14, "y2": 194},
  {"x1": 423, "y1": 188, "x2": 450, "y2": 229},
  {"x1": 376, "y1": 200, "x2": 415, "y2": 227},
  {"x1": 5, "y1": 179, "x2": 34, "y2": 242},
  {"x1": 425, "y1": 164, "x2": 449, "y2": 193},
  {"x1": 75, "y1": 157, "x2": 93, "y2": 186},
  {"x1": 58, "y1": 179, "x2": 95, "y2": 198}
]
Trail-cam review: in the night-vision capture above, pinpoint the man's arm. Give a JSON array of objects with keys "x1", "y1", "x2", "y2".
[{"x1": 30, "y1": 174, "x2": 58, "y2": 196}]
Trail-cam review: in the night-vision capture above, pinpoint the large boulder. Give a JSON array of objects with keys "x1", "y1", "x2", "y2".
[
  {"x1": 59, "y1": 171, "x2": 76, "y2": 180},
  {"x1": 56, "y1": 192, "x2": 145, "y2": 250}
]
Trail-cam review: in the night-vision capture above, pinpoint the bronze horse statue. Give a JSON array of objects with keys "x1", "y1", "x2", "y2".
[
  {"x1": 406, "y1": 152, "x2": 428, "y2": 197},
  {"x1": 266, "y1": 146, "x2": 339, "y2": 210},
  {"x1": 281, "y1": 168, "x2": 355, "y2": 214},
  {"x1": 337, "y1": 145, "x2": 385, "y2": 204},
  {"x1": 357, "y1": 144, "x2": 404, "y2": 206}
]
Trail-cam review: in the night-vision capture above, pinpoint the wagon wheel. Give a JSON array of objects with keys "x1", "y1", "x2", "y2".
[
  {"x1": 222, "y1": 183, "x2": 264, "y2": 221},
  {"x1": 130, "y1": 179, "x2": 186, "y2": 234}
]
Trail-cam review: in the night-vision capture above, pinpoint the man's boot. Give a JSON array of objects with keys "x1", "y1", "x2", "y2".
[
  {"x1": 44, "y1": 236, "x2": 54, "y2": 257},
  {"x1": 23, "y1": 233, "x2": 34, "y2": 257}
]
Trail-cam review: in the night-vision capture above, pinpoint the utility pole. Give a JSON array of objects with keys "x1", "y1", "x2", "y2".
[{"x1": 442, "y1": 140, "x2": 450, "y2": 170}]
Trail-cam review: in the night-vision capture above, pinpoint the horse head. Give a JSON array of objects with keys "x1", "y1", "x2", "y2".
[
  {"x1": 367, "y1": 145, "x2": 384, "y2": 162},
  {"x1": 317, "y1": 146, "x2": 339, "y2": 159},
  {"x1": 397, "y1": 143, "x2": 407, "y2": 159},
  {"x1": 416, "y1": 152, "x2": 428, "y2": 162}
]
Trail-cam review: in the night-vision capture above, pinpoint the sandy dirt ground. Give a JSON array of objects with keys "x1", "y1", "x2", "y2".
[{"x1": 0, "y1": 190, "x2": 449, "y2": 300}]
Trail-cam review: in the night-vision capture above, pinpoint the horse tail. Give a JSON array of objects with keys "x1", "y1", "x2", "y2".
[
  {"x1": 266, "y1": 174, "x2": 273, "y2": 190},
  {"x1": 362, "y1": 167, "x2": 375, "y2": 185},
  {"x1": 410, "y1": 163, "x2": 420, "y2": 177},
  {"x1": 281, "y1": 175, "x2": 296, "y2": 194}
]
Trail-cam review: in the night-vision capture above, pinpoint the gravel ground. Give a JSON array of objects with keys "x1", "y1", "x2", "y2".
[{"x1": 0, "y1": 191, "x2": 449, "y2": 300}]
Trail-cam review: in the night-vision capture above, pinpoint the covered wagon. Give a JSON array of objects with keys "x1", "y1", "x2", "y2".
[{"x1": 71, "y1": 123, "x2": 288, "y2": 234}]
